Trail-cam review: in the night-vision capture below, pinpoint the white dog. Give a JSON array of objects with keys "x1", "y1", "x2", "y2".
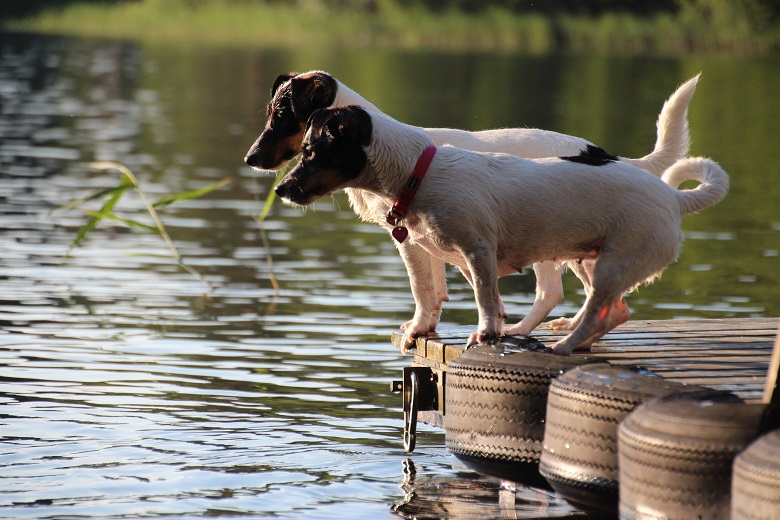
[
  {"x1": 245, "y1": 71, "x2": 700, "y2": 339},
  {"x1": 273, "y1": 106, "x2": 728, "y2": 354}
]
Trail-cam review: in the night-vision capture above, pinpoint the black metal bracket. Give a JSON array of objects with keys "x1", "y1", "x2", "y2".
[{"x1": 391, "y1": 366, "x2": 438, "y2": 453}]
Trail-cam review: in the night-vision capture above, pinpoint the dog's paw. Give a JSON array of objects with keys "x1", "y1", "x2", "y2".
[
  {"x1": 552, "y1": 336, "x2": 594, "y2": 355},
  {"x1": 467, "y1": 329, "x2": 498, "y2": 347},
  {"x1": 551, "y1": 339, "x2": 576, "y2": 356},
  {"x1": 502, "y1": 323, "x2": 533, "y2": 336},
  {"x1": 399, "y1": 331, "x2": 416, "y2": 354},
  {"x1": 402, "y1": 308, "x2": 441, "y2": 332},
  {"x1": 547, "y1": 316, "x2": 578, "y2": 331},
  {"x1": 400, "y1": 321, "x2": 433, "y2": 352}
]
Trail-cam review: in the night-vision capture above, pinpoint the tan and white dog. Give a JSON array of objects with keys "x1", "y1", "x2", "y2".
[
  {"x1": 245, "y1": 71, "x2": 700, "y2": 340},
  {"x1": 273, "y1": 106, "x2": 728, "y2": 354}
]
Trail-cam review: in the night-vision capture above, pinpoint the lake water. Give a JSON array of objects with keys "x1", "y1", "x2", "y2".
[{"x1": 1, "y1": 31, "x2": 779, "y2": 519}]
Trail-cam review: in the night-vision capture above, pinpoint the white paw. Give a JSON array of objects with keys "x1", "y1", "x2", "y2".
[
  {"x1": 548, "y1": 316, "x2": 578, "y2": 331},
  {"x1": 502, "y1": 323, "x2": 533, "y2": 336},
  {"x1": 400, "y1": 320, "x2": 432, "y2": 353}
]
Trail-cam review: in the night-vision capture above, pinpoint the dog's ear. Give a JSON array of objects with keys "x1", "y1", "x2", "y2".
[
  {"x1": 353, "y1": 106, "x2": 373, "y2": 147},
  {"x1": 324, "y1": 113, "x2": 347, "y2": 140},
  {"x1": 271, "y1": 72, "x2": 297, "y2": 97},
  {"x1": 323, "y1": 107, "x2": 372, "y2": 147},
  {"x1": 290, "y1": 73, "x2": 336, "y2": 121}
]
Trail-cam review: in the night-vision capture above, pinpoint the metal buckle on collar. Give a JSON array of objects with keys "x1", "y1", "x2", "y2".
[{"x1": 386, "y1": 208, "x2": 403, "y2": 226}]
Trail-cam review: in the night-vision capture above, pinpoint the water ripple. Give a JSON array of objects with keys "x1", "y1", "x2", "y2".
[{"x1": 2, "y1": 30, "x2": 777, "y2": 519}]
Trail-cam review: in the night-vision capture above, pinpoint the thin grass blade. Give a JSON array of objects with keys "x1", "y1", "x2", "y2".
[
  {"x1": 53, "y1": 185, "x2": 134, "y2": 214},
  {"x1": 85, "y1": 211, "x2": 159, "y2": 233},
  {"x1": 67, "y1": 188, "x2": 126, "y2": 254},
  {"x1": 89, "y1": 161, "x2": 139, "y2": 186},
  {"x1": 153, "y1": 177, "x2": 232, "y2": 208},
  {"x1": 256, "y1": 159, "x2": 295, "y2": 224}
]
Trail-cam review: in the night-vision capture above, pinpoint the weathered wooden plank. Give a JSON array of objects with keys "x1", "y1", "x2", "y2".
[{"x1": 395, "y1": 318, "x2": 779, "y2": 404}]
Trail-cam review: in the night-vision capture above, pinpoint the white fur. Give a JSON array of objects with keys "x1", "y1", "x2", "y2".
[
  {"x1": 333, "y1": 110, "x2": 728, "y2": 354},
  {"x1": 323, "y1": 73, "x2": 700, "y2": 335},
  {"x1": 331, "y1": 73, "x2": 698, "y2": 174}
]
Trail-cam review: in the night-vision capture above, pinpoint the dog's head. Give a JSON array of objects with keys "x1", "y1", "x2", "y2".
[
  {"x1": 244, "y1": 71, "x2": 338, "y2": 171},
  {"x1": 274, "y1": 106, "x2": 372, "y2": 206}
]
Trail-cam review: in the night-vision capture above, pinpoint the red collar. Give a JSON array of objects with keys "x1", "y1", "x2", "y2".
[{"x1": 386, "y1": 145, "x2": 437, "y2": 243}]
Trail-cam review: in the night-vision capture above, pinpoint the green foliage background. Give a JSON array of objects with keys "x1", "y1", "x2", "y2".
[{"x1": 3, "y1": 0, "x2": 779, "y2": 53}]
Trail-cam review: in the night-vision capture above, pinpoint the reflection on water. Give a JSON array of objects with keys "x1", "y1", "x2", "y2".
[
  {"x1": 1, "y1": 31, "x2": 779, "y2": 518},
  {"x1": 393, "y1": 459, "x2": 589, "y2": 519}
]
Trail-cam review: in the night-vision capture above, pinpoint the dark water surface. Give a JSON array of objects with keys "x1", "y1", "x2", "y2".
[{"x1": 1, "y1": 32, "x2": 778, "y2": 519}]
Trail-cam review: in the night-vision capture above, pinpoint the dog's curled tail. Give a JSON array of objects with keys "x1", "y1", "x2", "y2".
[
  {"x1": 663, "y1": 157, "x2": 729, "y2": 215},
  {"x1": 620, "y1": 73, "x2": 700, "y2": 177}
]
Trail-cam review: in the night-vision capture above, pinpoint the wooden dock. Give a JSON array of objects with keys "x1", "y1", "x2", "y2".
[
  {"x1": 390, "y1": 318, "x2": 780, "y2": 517},
  {"x1": 393, "y1": 317, "x2": 778, "y2": 404}
]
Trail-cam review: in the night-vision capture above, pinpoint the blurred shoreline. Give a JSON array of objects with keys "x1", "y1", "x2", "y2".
[{"x1": 3, "y1": 0, "x2": 779, "y2": 54}]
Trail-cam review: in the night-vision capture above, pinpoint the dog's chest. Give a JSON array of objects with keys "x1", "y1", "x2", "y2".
[{"x1": 409, "y1": 230, "x2": 466, "y2": 268}]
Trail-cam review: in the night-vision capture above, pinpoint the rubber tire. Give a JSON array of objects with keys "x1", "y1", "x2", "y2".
[
  {"x1": 618, "y1": 391, "x2": 765, "y2": 520},
  {"x1": 539, "y1": 363, "x2": 705, "y2": 513},
  {"x1": 444, "y1": 343, "x2": 594, "y2": 477},
  {"x1": 731, "y1": 429, "x2": 780, "y2": 520}
]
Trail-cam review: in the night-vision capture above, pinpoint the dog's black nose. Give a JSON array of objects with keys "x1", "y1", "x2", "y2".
[
  {"x1": 245, "y1": 150, "x2": 285, "y2": 170},
  {"x1": 244, "y1": 153, "x2": 261, "y2": 167}
]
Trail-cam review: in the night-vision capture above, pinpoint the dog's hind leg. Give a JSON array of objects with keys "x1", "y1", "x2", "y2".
[
  {"x1": 551, "y1": 253, "x2": 636, "y2": 354},
  {"x1": 503, "y1": 261, "x2": 563, "y2": 336},
  {"x1": 567, "y1": 295, "x2": 631, "y2": 352},
  {"x1": 552, "y1": 290, "x2": 621, "y2": 355},
  {"x1": 603, "y1": 296, "x2": 631, "y2": 332},
  {"x1": 553, "y1": 244, "x2": 666, "y2": 354}
]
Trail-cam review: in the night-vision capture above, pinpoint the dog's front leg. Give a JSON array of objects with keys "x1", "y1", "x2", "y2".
[
  {"x1": 397, "y1": 241, "x2": 442, "y2": 352},
  {"x1": 430, "y1": 255, "x2": 449, "y2": 323},
  {"x1": 462, "y1": 242, "x2": 502, "y2": 346},
  {"x1": 547, "y1": 260, "x2": 594, "y2": 331},
  {"x1": 403, "y1": 252, "x2": 448, "y2": 333},
  {"x1": 458, "y1": 266, "x2": 508, "y2": 321}
]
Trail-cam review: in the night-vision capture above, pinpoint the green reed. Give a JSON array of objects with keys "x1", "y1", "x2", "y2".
[
  {"x1": 251, "y1": 159, "x2": 297, "y2": 295},
  {"x1": 57, "y1": 162, "x2": 231, "y2": 290}
]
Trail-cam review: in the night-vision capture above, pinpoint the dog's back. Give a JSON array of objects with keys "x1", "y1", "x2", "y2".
[
  {"x1": 418, "y1": 149, "x2": 679, "y2": 251},
  {"x1": 426, "y1": 126, "x2": 592, "y2": 158},
  {"x1": 408, "y1": 143, "x2": 724, "y2": 277}
]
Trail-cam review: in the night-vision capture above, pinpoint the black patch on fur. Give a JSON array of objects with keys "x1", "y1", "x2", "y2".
[
  {"x1": 271, "y1": 72, "x2": 298, "y2": 97},
  {"x1": 307, "y1": 105, "x2": 372, "y2": 173},
  {"x1": 246, "y1": 72, "x2": 341, "y2": 170},
  {"x1": 275, "y1": 105, "x2": 373, "y2": 203},
  {"x1": 290, "y1": 72, "x2": 338, "y2": 123},
  {"x1": 561, "y1": 144, "x2": 619, "y2": 166},
  {"x1": 244, "y1": 88, "x2": 305, "y2": 169}
]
